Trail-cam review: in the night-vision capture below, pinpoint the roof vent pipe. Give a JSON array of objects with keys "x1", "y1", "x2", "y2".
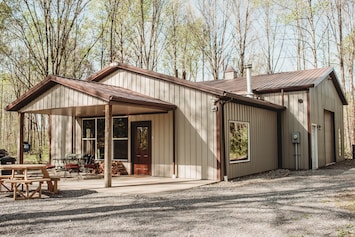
[{"x1": 244, "y1": 64, "x2": 253, "y2": 98}]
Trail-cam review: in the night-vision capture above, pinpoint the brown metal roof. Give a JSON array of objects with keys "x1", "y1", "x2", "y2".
[
  {"x1": 87, "y1": 62, "x2": 226, "y2": 96},
  {"x1": 199, "y1": 67, "x2": 348, "y2": 105},
  {"x1": 6, "y1": 63, "x2": 286, "y2": 114},
  {"x1": 86, "y1": 62, "x2": 285, "y2": 111},
  {"x1": 5, "y1": 75, "x2": 177, "y2": 112}
]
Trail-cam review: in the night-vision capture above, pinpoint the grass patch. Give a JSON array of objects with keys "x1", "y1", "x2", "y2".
[
  {"x1": 337, "y1": 224, "x2": 354, "y2": 237},
  {"x1": 24, "y1": 153, "x2": 49, "y2": 164},
  {"x1": 335, "y1": 192, "x2": 355, "y2": 213}
]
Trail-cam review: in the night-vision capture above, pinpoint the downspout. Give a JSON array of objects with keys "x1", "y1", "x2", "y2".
[
  {"x1": 216, "y1": 99, "x2": 226, "y2": 181},
  {"x1": 277, "y1": 111, "x2": 282, "y2": 168},
  {"x1": 216, "y1": 100, "x2": 221, "y2": 181},
  {"x1": 221, "y1": 101, "x2": 227, "y2": 181}
]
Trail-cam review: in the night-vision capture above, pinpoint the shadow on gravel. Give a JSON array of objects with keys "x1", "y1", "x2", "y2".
[
  {"x1": 1, "y1": 176, "x2": 354, "y2": 229},
  {"x1": 49, "y1": 189, "x2": 98, "y2": 198},
  {"x1": 1, "y1": 159, "x2": 355, "y2": 235}
]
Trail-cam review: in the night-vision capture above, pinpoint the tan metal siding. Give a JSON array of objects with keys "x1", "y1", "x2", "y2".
[
  {"x1": 263, "y1": 91, "x2": 309, "y2": 169},
  {"x1": 51, "y1": 115, "x2": 73, "y2": 159},
  {"x1": 224, "y1": 103, "x2": 278, "y2": 178},
  {"x1": 20, "y1": 85, "x2": 106, "y2": 113},
  {"x1": 101, "y1": 70, "x2": 218, "y2": 180}
]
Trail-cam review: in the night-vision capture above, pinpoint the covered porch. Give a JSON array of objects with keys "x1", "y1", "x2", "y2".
[{"x1": 5, "y1": 76, "x2": 176, "y2": 188}]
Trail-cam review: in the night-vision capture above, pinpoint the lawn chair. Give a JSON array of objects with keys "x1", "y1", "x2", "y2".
[{"x1": 63, "y1": 154, "x2": 80, "y2": 177}]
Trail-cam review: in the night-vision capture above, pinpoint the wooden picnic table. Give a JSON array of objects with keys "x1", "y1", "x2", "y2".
[{"x1": 0, "y1": 164, "x2": 60, "y2": 200}]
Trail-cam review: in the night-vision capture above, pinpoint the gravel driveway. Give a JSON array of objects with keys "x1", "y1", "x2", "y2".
[{"x1": 1, "y1": 160, "x2": 355, "y2": 237}]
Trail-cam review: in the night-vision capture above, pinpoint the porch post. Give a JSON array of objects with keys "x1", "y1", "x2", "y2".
[
  {"x1": 104, "y1": 104, "x2": 113, "y2": 188},
  {"x1": 18, "y1": 112, "x2": 24, "y2": 164}
]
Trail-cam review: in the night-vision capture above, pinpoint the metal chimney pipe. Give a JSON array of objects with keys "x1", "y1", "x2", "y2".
[{"x1": 244, "y1": 64, "x2": 253, "y2": 98}]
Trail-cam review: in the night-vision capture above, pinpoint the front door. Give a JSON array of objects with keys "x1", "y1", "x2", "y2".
[{"x1": 131, "y1": 121, "x2": 152, "y2": 175}]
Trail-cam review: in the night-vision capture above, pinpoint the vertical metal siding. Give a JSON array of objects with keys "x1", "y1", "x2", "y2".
[
  {"x1": 51, "y1": 115, "x2": 72, "y2": 159},
  {"x1": 22, "y1": 85, "x2": 106, "y2": 112},
  {"x1": 102, "y1": 71, "x2": 217, "y2": 180},
  {"x1": 263, "y1": 91, "x2": 308, "y2": 169},
  {"x1": 224, "y1": 103, "x2": 278, "y2": 178}
]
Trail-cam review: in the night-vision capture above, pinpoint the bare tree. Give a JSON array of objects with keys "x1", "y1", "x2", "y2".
[
  {"x1": 1, "y1": 0, "x2": 94, "y2": 158},
  {"x1": 162, "y1": 0, "x2": 203, "y2": 80},
  {"x1": 254, "y1": 0, "x2": 286, "y2": 74},
  {"x1": 230, "y1": 0, "x2": 253, "y2": 77},
  {"x1": 195, "y1": 0, "x2": 231, "y2": 80},
  {"x1": 128, "y1": 0, "x2": 167, "y2": 71}
]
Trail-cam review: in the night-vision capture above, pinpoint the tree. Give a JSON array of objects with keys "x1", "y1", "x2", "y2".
[
  {"x1": 195, "y1": 0, "x2": 232, "y2": 80},
  {"x1": 162, "y1": 0, "x2": 203, "y2": 80},
  {"x1": 0, "y1": 0, "x2": 95, "y2": 157},
  {"x1": 254, "y1": 0, "x2": 286, "y2": 74},
  {"x1": 229, "y1": 0, "x2": 254, "y2": 77},
  {"x1": 129, "y1": 0, "x2": 167, "y2": 71}
]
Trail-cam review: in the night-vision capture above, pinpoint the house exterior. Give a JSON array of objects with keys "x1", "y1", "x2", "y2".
[{"x1": 5, "y1": 63, "x2": 346, "y2": 185}]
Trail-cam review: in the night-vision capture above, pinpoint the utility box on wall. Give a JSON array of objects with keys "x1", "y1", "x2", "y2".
[{"x1": 292, "y1": 132, "x2": 300, "y2": 144}]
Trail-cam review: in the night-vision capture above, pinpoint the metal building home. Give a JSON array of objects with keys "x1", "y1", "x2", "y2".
[
  {"x1": 202, "y1": 66, "x2": 348, "y2": 171},
  {"x1": 5, "y1": 63, "x2": 347, "y2": 185}
]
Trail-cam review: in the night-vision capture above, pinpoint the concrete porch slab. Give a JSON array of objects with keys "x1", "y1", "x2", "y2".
[{"x1": 58, "y1": 175, "x2": 217, "y2": 195}]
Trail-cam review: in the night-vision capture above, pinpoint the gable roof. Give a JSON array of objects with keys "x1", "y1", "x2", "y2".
[
  {"x1": 199, "y1": 67, "x2": 348, "y2": 105},
  {"x1": 5, "y1": 75, "x2": 177, "y2": 112},
  {"x1": 86, "y1": 62, "x2": 285, "y2": 111}
]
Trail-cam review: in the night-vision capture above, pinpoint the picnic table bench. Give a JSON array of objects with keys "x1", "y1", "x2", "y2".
[
  {"x1": 5, "y1": 178, "x2": 51, "y2": 200},
  {"x1": 0, "y1": 164, "x2": 60, "y2": 200}
]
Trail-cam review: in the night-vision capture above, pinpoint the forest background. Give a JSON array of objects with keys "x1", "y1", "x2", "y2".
[{"x1": 0, "y1": 0, "x2": 354, "y2": 162}]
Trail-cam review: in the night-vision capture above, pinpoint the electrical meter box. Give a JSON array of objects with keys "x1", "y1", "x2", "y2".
[{"x1": 292, "y1": 132, "x2": 300, "y2": 144}]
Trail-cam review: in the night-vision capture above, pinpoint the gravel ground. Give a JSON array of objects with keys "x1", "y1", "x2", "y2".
[{"x1": 1, "y1": 160, "x2": 355, "y2": 237}]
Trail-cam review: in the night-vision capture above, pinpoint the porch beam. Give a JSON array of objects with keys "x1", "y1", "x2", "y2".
[
  {"x1": 18, "y1": 112, "x2": 24, "y2": 164},
  {"x1": 104, "y1": 104, "x2": 113, "y2": 187}
]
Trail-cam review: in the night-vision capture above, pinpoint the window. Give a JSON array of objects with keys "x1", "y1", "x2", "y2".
[
  {"x1": 82, "y1": 119, "x2": 96, "y2": 158},
  {"x1": 229, "y1": 121, "x2": 250, "y2": 163},
  {"x1": 113, "y1": 118, "x2": 128, "y2": 159},
  {"x1": 82, "y1": 117, "x2": 128, "y2": 160}
]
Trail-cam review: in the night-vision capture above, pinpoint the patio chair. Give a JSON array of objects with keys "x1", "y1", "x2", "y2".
[
  {"x1": 63, "y1": 154, "x2": 80, "y2": 177},
  {"x1": 83, "y1": 155, "x2": 96, "y2": 173}
]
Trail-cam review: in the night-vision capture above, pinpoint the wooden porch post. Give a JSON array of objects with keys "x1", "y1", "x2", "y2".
[
  {"x1": 104, "y1": 104, "x2": 113, "y2": 188},
  {"x1": 18, "y1": 112, "x2": 24, "y2": 164}
]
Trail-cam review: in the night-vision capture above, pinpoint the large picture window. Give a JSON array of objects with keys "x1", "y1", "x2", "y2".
[
  {"x1": 82, "y1": 117, "x2": 128, "y2": 160},
  {"x1": 229, "y1": 121, "x2": 250, "y2": 163}
]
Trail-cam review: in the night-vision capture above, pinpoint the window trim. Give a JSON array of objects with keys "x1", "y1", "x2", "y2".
[
  {"x1": 112, "y1": 116, "x2": 129, "y2": 160},
  {"x1": 229, "y1": 120, "x2": 250, "y2": 164},
  {"x1": 82, "y1": 116, "x2": 129, "y2": 161}
]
